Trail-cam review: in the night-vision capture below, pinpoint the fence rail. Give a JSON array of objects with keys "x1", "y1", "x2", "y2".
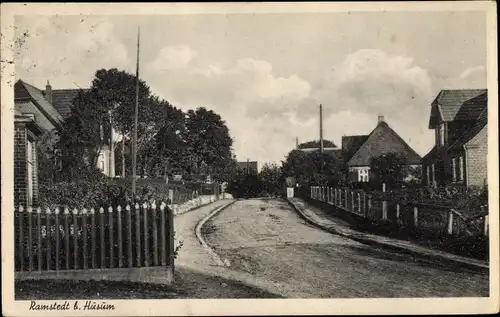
[
  {"x1": 309, "y1": 186, "x2": 489, "y2": 237},
  {"x1": 14, "y1": 201, "x2": 174, "y2": 273}
]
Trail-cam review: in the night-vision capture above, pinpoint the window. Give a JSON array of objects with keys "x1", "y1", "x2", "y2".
[
  {"x1": 431, "y1": 164, "x2": 436, "y2": 186},
  {"x1": 452, "y1": 158, "x2": 456, "y2": 182},
  {"x1": 426, "y1": 166, "x2": 431, "y2": 186},
  {"x1": 358, "y1": 169, "x2": 369, "y2": 182},
  {"x1": 439, "y1": 124, "x2": 445, "y2": 146},
  {"x1": 54, "y1": 149, "x2": 62, "y2": 171},
  {"x1": 26, "y1": 140, "x2": 34, "y2": 206},
  {"x1": 458, "y1": 156, "x2": 464, "y2": 181}
]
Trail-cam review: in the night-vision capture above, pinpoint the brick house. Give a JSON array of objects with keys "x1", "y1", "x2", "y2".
[
  {"x1": 14, "y1": 80, "x2": 64, "y2": 207},
  {"x1": 342, "y1": 116, "x2": 422, "y2": 183},
  {"x1": 422, "y1": 89, "x2": 487, "y2": 187},
  {"x1": 14, "y1": 79, "x2": 117, "y2": 207}
]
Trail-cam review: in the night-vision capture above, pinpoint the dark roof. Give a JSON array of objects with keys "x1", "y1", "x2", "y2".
[
  {"x1": 422, "y1": 145, "x2": 440, "y2": 162},
  {"x1": 14, "y1": 80, "x2": 64, "y2": 126},
  {"x1": 347, "y1": 121, "x2": 422, "y2": 166},
  {"x1": 429, "y1": 89, "x2": 487, "y2": 127},
  {"x1": 447, "y1": 108, "x2": 488, "y2": 151},
  {"x1": 341, "y1": 135, "x2": 368, "y2": 162},
  {"x1": 237, "y1": 161, "x2": 258, "y2": 172},
  {"x1": 50, "y1": 89, "x2": 89, "y2": 119}
]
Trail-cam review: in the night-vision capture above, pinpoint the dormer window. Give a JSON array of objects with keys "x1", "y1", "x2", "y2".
[{"x1": 438, "y1": 123, "x2": 445, "y2": 146}]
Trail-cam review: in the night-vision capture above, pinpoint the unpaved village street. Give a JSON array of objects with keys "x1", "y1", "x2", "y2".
[{"x1": 202, "y1": 198, "x2": 489, "y2": 298}]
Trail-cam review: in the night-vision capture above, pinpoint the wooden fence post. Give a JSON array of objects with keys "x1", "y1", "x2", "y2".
[
  {"x1": 351, "y1": 190, "x2": 354, "y2": 213},
  {"x1": 396, "y1": 203, "x2": 400, "y2": 224},
  {"x1": 99, "y1": 207, "x2": 105, "y2": 268},
  {"x1": 27, "y1": 206, "x2": 33, "y2": 272},
  {"x1": 36, "y1": 207, "x2": 42, "y2": 272},
  {"x1": 45, "y1": 208, "x2": 52, "y2": 271},
  {"x1": 357, "y1": 193, "x2": 361, "y2": 215},
  {"x1": 54, "y1": 208, "x2": 60, "y2": 271},
  {"x1": 160, "y1": 202, "x2": 167, "y2": 266},
  {"x1": 382, "y1": 201, "x2": 387, "y2": 220},
  {"x1": 117, "y1": 205, "x2": 123, "y2": 268},
  {"x1": 126, "y1": 205, "x2": 133, "y2": 268},
  {"x1": 64, "y1": 208, "x2": 70, "y2": 270},
  {"x1": 109, "y1": 206, "x2": 114, "y2": 268},
  {"x1": 152, "y1": 201, "x2": 159, "y2": 266},
  {"x1": 413, "y1": 206, "x2": 419, "y2": 227},
  {"x1": 82, "y1": 208, "x2": 88, "y2": 270},
  {"x1": 90, "y1": 208, "x2": 96, "y2": 269},
  {"x1": 310, "y1": 186, "x2": 313, "y2": 199},
  {"x1": 484, "y1": 215, "x2": 489, "y2": 236},
  {"x1": 18, "y1": 206, "x2": 24, "y2": 271},
  {"x1": 447, "y1": 211, "x2": 454, "y2": 235},
  {"x1": 135, "y1": 203, "x2": 141, "y2": 267},
  {"x1": 345, "y1": 188, "x2": 348, "y2": 209},
  {"x1": 73, "y1": 208, "x2": 79, "y2": 269},
  {"x1": 143, "y1": 202, "x2": 149, "y2": 267},
  {"x1": 367, "y1": 196, "x2": 372, "y2": 219}
]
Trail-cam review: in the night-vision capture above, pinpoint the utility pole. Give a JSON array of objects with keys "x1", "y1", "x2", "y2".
[
  {"x1": 108, "y1": 109, "x2": 115, "y2": 178},
  {"x1": 319, "y1": 104, "x2": 324, "y2": 153},
  {"x1": 132, "y1": 26, "x2": 140, "y2": 194}
]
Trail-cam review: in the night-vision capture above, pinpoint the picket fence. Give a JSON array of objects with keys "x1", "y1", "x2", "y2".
[
  {"x1": 14, "y1": 201, "x2": 174, "y2": 275},
  {"x1": 309, "y1": 186, "x2": 489, "y2": 237}
]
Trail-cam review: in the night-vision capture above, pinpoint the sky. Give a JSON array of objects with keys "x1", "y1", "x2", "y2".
[{"x1": 14, "y1": 11, "x2": 487, "y2": 166}]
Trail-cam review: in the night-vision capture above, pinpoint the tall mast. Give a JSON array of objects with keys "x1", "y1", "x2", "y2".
[
  {"x1": 132, "y1": 27, "x2": 140, "y2": 195},
  {"x1": 319, "y1": 104, "x2": 324, "y2": 153}
]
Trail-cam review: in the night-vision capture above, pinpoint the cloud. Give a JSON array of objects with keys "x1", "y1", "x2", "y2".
[
  {"x1": 14, "y1": 16, "x2": 131, "y2": 88},
  {"x1": 144, "y1": 47, "x2": 313, "y2": 163},
  {"x1": 311, "y1": 49, "x2": 435, "y2": 156},
  {"x1": 147, "y1": 45, "x2": 198, "y2": 71}
]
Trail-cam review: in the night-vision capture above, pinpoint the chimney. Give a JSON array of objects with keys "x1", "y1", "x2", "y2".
[
  {"x1": 45, "y1": 80, "x2": 52, "y2": 104},
  {"x1": 296, "y1": 137, "x2": 299, "y2": 149},
  {"x1": 378, "y1": 115, "x2": 385, "y2": 123},
  {"x1": 319, "y1": 104, "x2": 324, "y2": 153}
]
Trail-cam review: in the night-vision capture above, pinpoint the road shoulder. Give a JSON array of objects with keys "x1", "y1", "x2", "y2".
[{"x1": 287, "y1": 197, "x2": 489, "y2": 272}]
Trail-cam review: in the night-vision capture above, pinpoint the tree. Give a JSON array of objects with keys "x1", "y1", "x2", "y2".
[
  {"x1": 298, "y1": 140, "x2": 337, "y2": 149},
  {"x1": 184, "y1": 107, "x2": 234, "y2": 181},
  {"x1": 56, "y1": 88, "x2": 110, "y2": 180},
  {"x1": 281, "y1": 149, "x2": 344, "y2": 187},
  {"x1": 259, "y1": 163, "x2": 283, "y2": 197},
  {"x1": 369, "y1": 153, "x2": 407, "y2": 190}
]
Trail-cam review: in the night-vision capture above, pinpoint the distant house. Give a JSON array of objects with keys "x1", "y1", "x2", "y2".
[
  {"x1": 13, "y1": 79, "x2": 117, "y2": 207},
  {"x1": 342, "y1": 116, "x2": 422, "y2": 183},
  {"x1": 422, "y1": 89, "x2": 487, "y2": 187},
  {"x1": 237, "y1": 161, "x2": 258, "y2": 175}
]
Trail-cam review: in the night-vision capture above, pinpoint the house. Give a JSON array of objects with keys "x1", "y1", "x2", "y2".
[
  {"x1": 14, "y1": 79, "x2": 117, "y2": 207},
  {"x1": 422, "y1": 89, "x2": 487, "y2": 187},
  {"x1": 237, "y1": 161, "x2": 259, "y2": 175},
  {"x1": 48, "y1": 86, "x2": 116, "y2": 177},
  {"x1": 342, "y1": 116, "x2": 422, "y2": 183}
]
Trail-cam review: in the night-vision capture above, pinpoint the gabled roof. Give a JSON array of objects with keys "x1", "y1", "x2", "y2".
[
  {"x1": 347, "y1": 121, "x2": 422, "y2": 166},
  {"x1": 50, "y1": 88, "x2": 90, "y2": 119},
  {"x1": 447, "y1": 107, "x2": 488, "y2": 151},
  {"x1": 14, "y1": 80, "x2": 64, "y2": 128},
  {"x1": 429, "y1": 89, "x2": 487, "y2": 128},
  {"x1": 341, "y1": 135, "x2": 368, "y2": 162}
]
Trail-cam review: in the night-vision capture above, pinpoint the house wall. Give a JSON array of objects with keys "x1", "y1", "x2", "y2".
[
  {"x1": 348, "y1": 166, "x2": 370, "y2": 182},
  {"x1": 14, "y1": 122, "x2": 39, "y2": 207},
  {"x1": 465, "y1": 126, "x2": 488, "y2": 187}
]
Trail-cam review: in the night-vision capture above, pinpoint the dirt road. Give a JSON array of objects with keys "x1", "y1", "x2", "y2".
[{"x1": 203, "y1": 198, "x2": 489, "y2": 298}]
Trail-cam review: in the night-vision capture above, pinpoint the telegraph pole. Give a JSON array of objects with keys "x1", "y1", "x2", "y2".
[
  {"x1": 132, "y1": 27, "x2": 140, "y2": 194},
  {"x1": 319, "y1": 104, "x2": 324, "y2": 153}
]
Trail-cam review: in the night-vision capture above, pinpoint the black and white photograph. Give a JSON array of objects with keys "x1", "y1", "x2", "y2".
[{"x1": 1, "y1": 2, "x2": 498, "y2": 316}]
